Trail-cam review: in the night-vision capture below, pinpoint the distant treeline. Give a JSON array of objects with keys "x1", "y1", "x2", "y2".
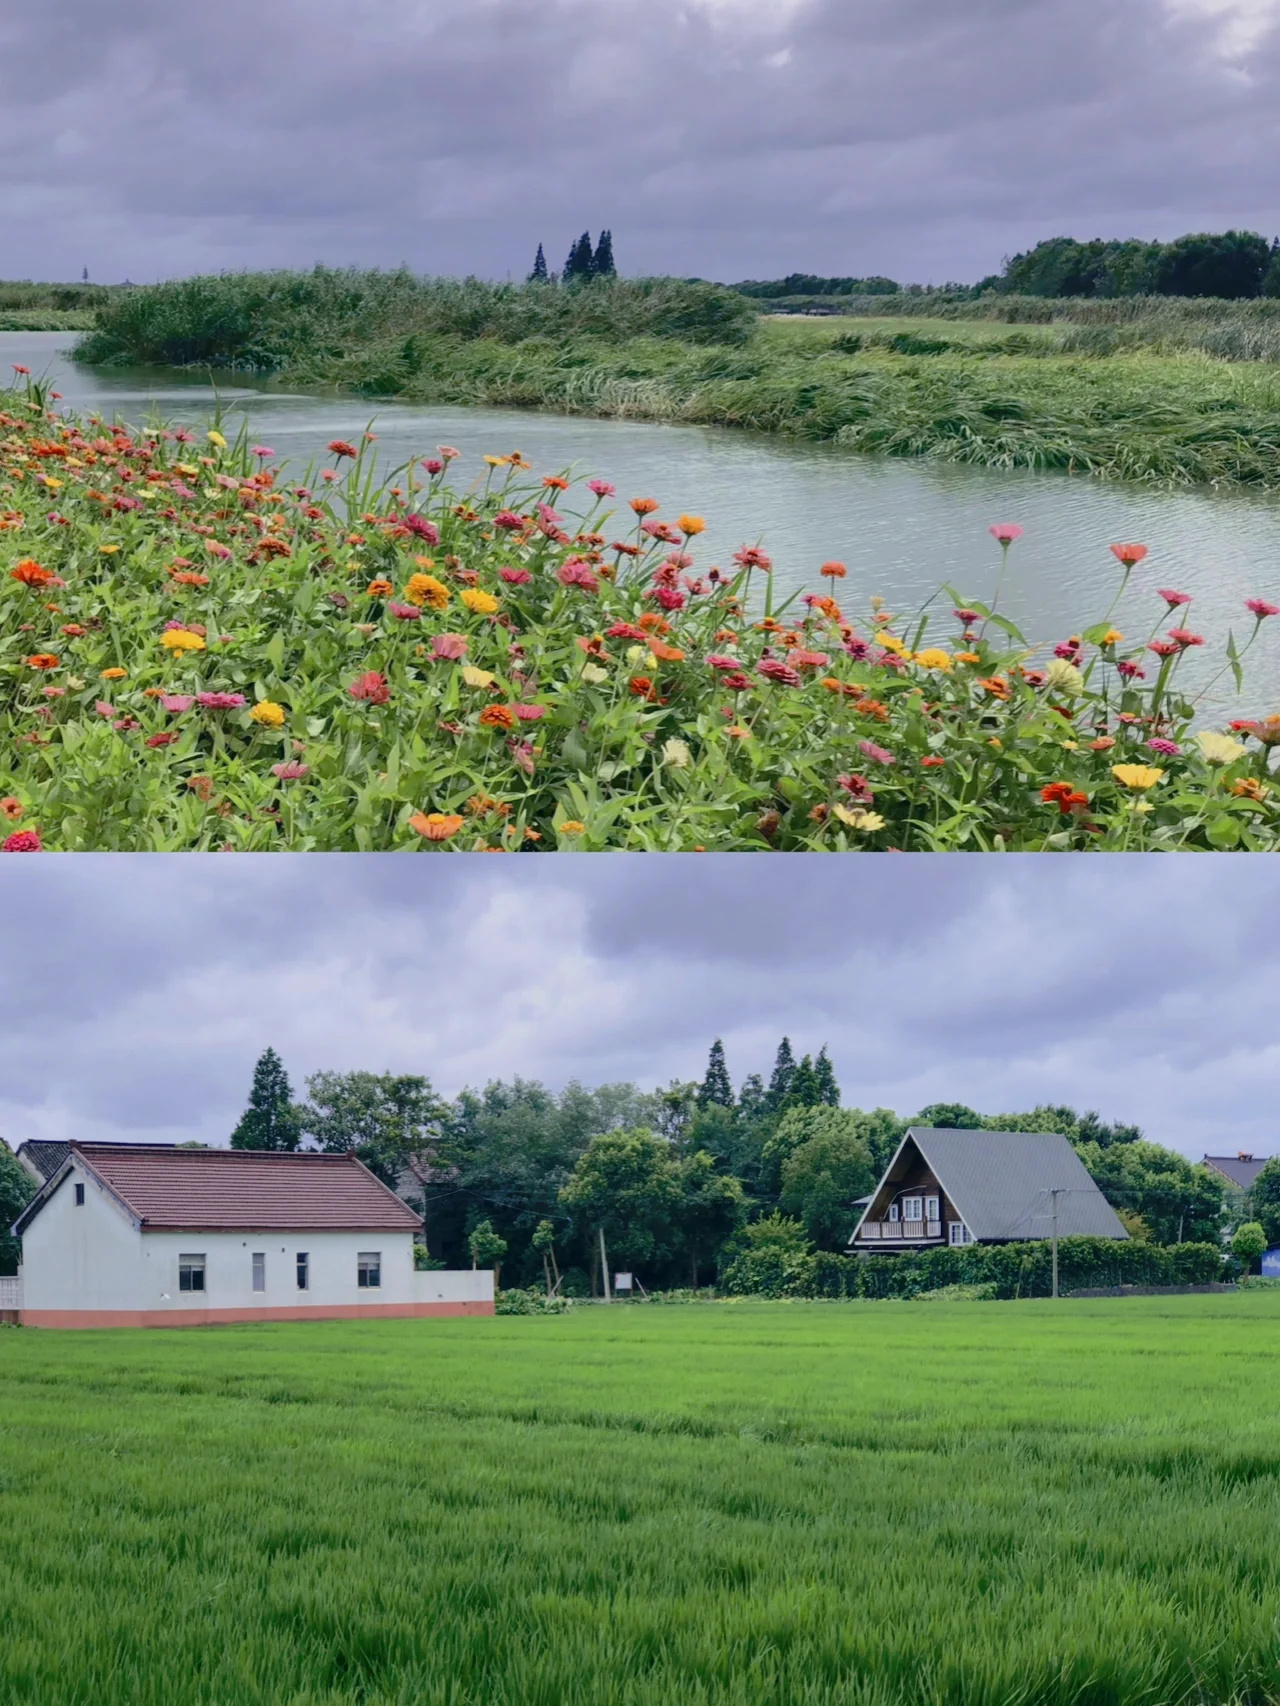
[
  {"x1": 734, "y1": 273, "x2": 903, "y2": 299},
  {"x1": 0, "y1": 280, "x2": 115, "y2": 311}
]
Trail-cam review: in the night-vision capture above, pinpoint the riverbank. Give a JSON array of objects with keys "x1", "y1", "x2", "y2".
[
  {"x1": 73, "y1": 272, "x2": 1280, "y2": 490},
  {"x1": 3, "y1": 374, "x2": 1279, "y2": 852},
  {"x1": 0, "y1": 311, "x2": 93, "y2": 331}
]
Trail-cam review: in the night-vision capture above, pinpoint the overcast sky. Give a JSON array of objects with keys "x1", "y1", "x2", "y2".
[
  {"x1": 0, "y1": 854, "x2": 1275, "y2": 1162},
  {"x1": 2, "y1": 0, "x2": 1277, "y2": 287}
]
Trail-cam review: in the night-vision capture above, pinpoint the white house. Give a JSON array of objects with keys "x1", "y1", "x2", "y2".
[{"x1": 12, "y1": 1143, "x2": 493, "y2": 1328}]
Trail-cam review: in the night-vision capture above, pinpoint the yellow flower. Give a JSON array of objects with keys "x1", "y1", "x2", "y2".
[
  {"x1": 100, "y1": 667, "x2": 127, "y2": 680},
  {"x1": 207, "y1": 430, "x2": 227, "y2": 450},
  {"x1": 461, "y1": 666, "x2": 496, "y2": 689},
  {"x1": 40, "y1": 475, "x2": 63, "y2": 490},
  {"x1": 878, "y1": 633, "x2": 910, "y2": 657},
  {"x1": 1112, "y1": 763, "x2": 1164, "y2": 791},
  {"x1": 833, "y1": 804, "x2": 885, "y2": 831},
  {"x1": 483, "y1": 454, "x2": 509, "y2": 467},
  {"x1": 913, "y1": 648, "x2": 953, "y2": 672},
  {"x1": 175, "y1": 462, "x2": 200, "y2": 477},
  {"x1": 662, "y1": 737, "x2": 692, "y2": 769},
  {"x1": 460, "y1": 588, "x2": 499, "y2": 615},
  {"x1": 1101, "y1": 629, "x2": 1124, "y2": 646},
  {"x1": 1060, "y1": 740, "x2": 1078, "y2": 751},
  {"x1": 99, "y1": 544, "x2": 121, "y2": 555},
  {"x1": 405, "y1": 573, "x2": 449, "y2": 610},
  {"x1": 160, "y1": 630, "x2": 206, "y2": 653},
  {"x1": 1195, "y1": 730, "x2": 1247, "y2": 766},
  {"x1": 581, "y1": 663, "x2": 609, "y2": 685},
  {"x1": 677, "y1": 514, "x2": 706, "y2": 536},
  {"x1": 250, "y1": 701, "x2": 285, "y2": 728},
  {"x1": 625, "y1": 644, "x2": 648, "y2": 665},
  {"x1": 559, "y1": 820, "x2": 587, "y2": 835},
  {"x1": 1045, "y1": 658, "x2": 1084, "y2": 696},
  {"x1": 954, "y1": 651, "x2": 981, "y2": 664}
]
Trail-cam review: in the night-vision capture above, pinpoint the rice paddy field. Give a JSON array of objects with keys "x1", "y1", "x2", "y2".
[{"x1": 4, "y1": 1294, "x2": 1280, "y2": 1705}]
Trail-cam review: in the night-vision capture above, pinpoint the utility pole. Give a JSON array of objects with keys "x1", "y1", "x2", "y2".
[
  {"x1": 1050, "y1": 1188, "x2": 1062, "y2": 1298},
  {"x1": 599, "y1": 1226, "x2": 612, "y2": 1303}
]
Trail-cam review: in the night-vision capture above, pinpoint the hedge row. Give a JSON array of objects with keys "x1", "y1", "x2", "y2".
[{"x1": 724, "y1": 1238, "x2": 1226, "y2": 1301}]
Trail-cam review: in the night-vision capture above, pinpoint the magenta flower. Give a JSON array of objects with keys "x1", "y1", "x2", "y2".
[
  {"x1": 401, "y1": 513, "x2": 439, "y2": 544},
  {"x1": 1246, "y1": 598, "x2": 1280, "y2": 619},
  {"x1": 654, "y1": 587, "x2": 685, "y2": 612},
  {"x1": 842, "y1": 638, "x2": 871, "y2": 661},
  {"x1": 706, "y1": 655, "x2": 741, "y2": 671},
  {"x1": 588, "y1": 479, "x2": 616, "y2": 497},
  {"x1": 499, "y1": 567, "x2": 532, "y2": 585},
  {"x1": 557, "y1": 561, "x2": 599, "y2": 592},
  {"x1": 1, "y1": 830, "x2": 41, "y2": 853},
  {"x1": 431, "y1": 633, "x2": 468, "y2": 660},
  {"x1": 422, "y1": 459, "x2": 443, "y2": 475},
  {"x1": 758, "y1": 659, "x2": 801, "y2": 688},
  {"x1": 272, "y1": 761, "x2": 310, "y2": 779},
  {"x1": 953, "y1": 609, "x2": 981, "y2": 626},
  {"x1": 1116, "y1": 661, "x2": 1145, "y2": 679},
  {"x1": 1156, "y1": 588, "x2": 1191, "y2": 607},
  {"x1": 493, "y1": 510, "x2": 525, "y2": 532},
  {"x1": 196, "y1": 692, "x2": 247, "y2": 710},
  {"x1": 989, "y1": 524, "x2": 1023, "y2": 543},
  {"x1": 252, "y1": 446, "x2": 276, "y2": 459},
  {"x1": 1147, "y1": 738, "x2": 1181, "y2": 756},
  {"x1": 858, "y1": 739, "x2": 896, "y2": 765},
  {"x1": 161, "y1": 695, "x2": 195, "y2": 713},
  {"x1": 837, "y1": 773, "x2": 875, "y2": 803}
]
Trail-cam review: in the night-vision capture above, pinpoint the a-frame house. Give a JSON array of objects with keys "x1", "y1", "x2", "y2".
[{"x1": 849, "y1": 1127, "x2": 1128, "y2": 1251}]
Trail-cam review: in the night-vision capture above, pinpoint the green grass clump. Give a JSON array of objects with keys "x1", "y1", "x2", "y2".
[{"x1": 5, "y1": 1296, "x2": 1280, "y2": 1705}]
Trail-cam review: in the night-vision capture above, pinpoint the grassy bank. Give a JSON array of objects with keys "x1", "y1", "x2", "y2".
[
  {"x1": 0, "y1": 309, "x2": 94, "y2": 331},
  {"x1": 74, "y1": 271, "x2": 1280, "y2": 488},
  {"x1": 4, "y1": 373, "x2": 1280, "y2": 852},
  {"x1": 5, "y1": 1296, "x2": 1280, "y2": 1705}
]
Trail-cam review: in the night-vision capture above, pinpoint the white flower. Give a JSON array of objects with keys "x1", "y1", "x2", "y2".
[
  {"x1": 580, "y1": 663, "x2": 609, "y2": 685},
  {"x1": 1196, "y1": 730, "x2": 1247, "y2": 765},
  {"x1": 662, "y1": 737, "x2": 692, "y2": 769},
  {"x1": 1045, "y1": 658, "x2": 1084, "y2": 696}
]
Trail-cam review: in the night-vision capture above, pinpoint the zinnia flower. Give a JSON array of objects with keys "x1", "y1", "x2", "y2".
[
  {"x1": 837, "y1": 773, "x2": 875, "y2": 803},
  {"x1": 558, "y1": 820, "x2": 586, "y2": 835},
  {"x1": 1246, "y1": 598, "x2": 1280, "y2": 619},
  {"x1": 1167, "y1": 628, "x2": 1204, "y2": 649},
  {"x1": 431, "y1": 633, "x2": 468, "y2": 660},
  {"x1": 272, "y1": 761, "x2": 310, "y2": 780},
  {"x1": 348, "y1": 671, "x2": 391, "y2": 704},
  {"x1": 405, "y1": 572, "x2": 449, "y2": 609},
  {"x1": 1109, "y1": 544, "x2": 1148, "y2": 567},
  {"x1": 757, "y1": 659, "x2": 801, "y2": 687},
  {"x1": 662, "y1": 737, "x2": 692, "y2": 768},
  {"x1": 1156, "y1": 588, "x2": 1191, "y2": 607},
  {"x1": 196, "y1": 692, "x2": 246, "y2": 711},
  {"x1": 1195, "y1": 731, "x2": 1247, "y2": 765},
  {"x1": 145, "y1": 733, "x2": 177, "y2": 748},
  {"x1": 512, "y1": 703, "x2": 545, "y2": 721},
  {"x1": 388, "y1": 602, "x2": 422, "y2": 621},
  {"x1": 1112, "y1": 764, "x2": 1164, "y2": 790},
  {"x1": 989, "y1": 523, "x2": 1023, "y2": 543},
  {"x1": 1045, "y1": 658, "x2": 1085, "y2": 696},
  {"x1": 478, "y1": 705, "x2": 516, "y2": 730},
  {"x1": 0, "y1": 798, "x2": 23, "y2": 820},
  {"x1": 557, "y1": 561, "x2": 598, "y2": 592},
  {"x1": 1, "y1": 830, "x2": 42, "y2": 853},
  {"x1": 858, "y1": 739, "x2": 895, "y2": 766},
  {"x1": 25, "y1": 654, "x2": 60, "y2": 670},
  {"x1": 10, "y1": 559, "x2": 57, "y2": 588},
  {"x1": 677, "y1": 515, "x2": 705, "y2": 536},
  {"x1": 1147, "y1": 738, "x2": 1181, "y2": 757},
  {"x1": 409, "y1": 811, "x2": 464, "y2": 840},
  {"x1": 250, "y1": 701, "x2": 286, "y2": 728},
  {"x1": 913, "y1": 649, "x2": 952, "y2": 672},
  {"x1": 630, "y1": 497, "x2": 660, "y2": 516},
  {"x1": 499, "y1": 567, "x2": 532, "y2": 585},
  {"x1": 833, "y1": 805, "x2": 885, "y2": 832},
  {"x1": 161, "y1": 629, "x2": 206, "y2": 653},
  {"x1": 588, "y1": 479, "x2": 615, "y2": 497},
  {"x1": 820, "y1": 561, "x2": 847, "y2": 579},
  {"x1": 100, "y1": 667, "x2": 127, "y2": 681},
  {"x1": 328, "y1": 440, "x2": 358, "y2": 458}
]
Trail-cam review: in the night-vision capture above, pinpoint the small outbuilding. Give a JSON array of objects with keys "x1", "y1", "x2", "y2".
[
  {"x1": 849, "y1": 1126, "x2": 1128, "y2": 1251},
  {"x1": 12, "y1": 1143, "x2": 493, "y2": 1328}
]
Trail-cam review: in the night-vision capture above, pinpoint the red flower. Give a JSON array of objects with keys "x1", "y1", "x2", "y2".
[
  {"x1": 1246, "y1": 599, "x2": 1280, "y2": 619},
  {"x1": 2, "y1": 830, "x2": 42, "y2": 852},
  {"x1": 837, "y1": 773, "x2": 875, "y2": 803},
  {"x1": 1156, "y1": 588, "x2": 1191, "y2": 607},
  {"x1": 349, "y1": 671, "x2": 391, "y2": 704},
  {"x1": 145, "y1": 732, "x2": 177, "y2": 747},
  {"x1": 758, "y1": 658, "x2": 801, "y2": 687},
  {"x1": 1147, "y1": 640, "x2": 1179, "y2": 658},
  {"x1": 607, "y1": 623, "x2": 649, "y2": 641},
  {"x1": 720, "y1": 672, "x2": 755, "y2": 692},
  {"x1": 1109, "y1": 544, "x2": 1148, "y2": 567},
  {"x1": 920, "y1": 756, "x2": 945, "y2": 768},
  {"x1": 499, "y1": 568, "x2": 532, "y2": 585},
  {"x1": 328, "y1": 440, "x2": 359, "y2": 458}
]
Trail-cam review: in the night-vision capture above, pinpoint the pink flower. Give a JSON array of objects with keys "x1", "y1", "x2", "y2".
[
  {"x1": 842, "y1": 638, "x2": 871, "y2": 661},
  {"x1": 758, "y1": 659, "x2": 801, "y2": 687},
  {"x1": 989, "y1": 524, "x2": 1023, "y2": 543},
  {"x1": 2, "y1": 830, "x2": 41, "y2": 852},
  {"x1": 1156, "y1": 588, "x2": 1191, "y2": 607},
  {"x1": 41, "y1": 687, "x2": 66, "y2": 699},
  {"x1": 1147, "y1": 738, "x2": 1181, "y2": 756},
  {"x1": 206, "y1": 543, "x2": 233, "y2": 561},
  {"x1": 837, "y1": 773, "x2": 875, "y2": 803},
  {"x1": 401, "y1": 513, "x2": 440, "y2": 544},
  {"x1": 1148, "y1": 640, "x2": 1179, "y2": 658},
  {"x1": 348, "y1": 672, "x2": 390, "y2": 704},
  {"x1": 94, "y1": 701, "x2": 115, "y2": 718},
  {"x1": 437, "y1": 445, "x2": 460, "y2": 461},
  {"x1": 1167, "y1": 628, "x2": 1204, "y2": 649},
  {"x1": 557, "y1": 560, "x2": 599, "y2": 592},
  {"x1": 196, "y1": 692, "x2": 247, "y2": 710},
  {"x1": 790, "y1": 649, "x2": 830, "y2": 670},
  {"x1": 493, "y1": 510, "x2": 525, "y2": 531},
  {"x1": 512, "y1": 703, "x2": 545, "y2": 721},
  {"x1": 161, "y1": 695, "x2": 195, "y2": 713},
  {"x1": 499, "y1": 567, "x2": 532, "y2": 585},
  {"x1": 1109, "y1": 544, "x2": 1148, "y2": 567},
  {"x1": 858, "y1": 739, "x2": 895, "y2": 765},
  {"x1": 1246, "y1": 599, "x2": 1280, "y2": 619},
  {"x1": 1116, "y1": 660, "x2": 1145, "y2": 679},
  {"x1": 588, "y1": 479, "x2": 616, "y2": 497},
  {"x1": 654, "y1": 586, "x2": 685, "y2": 612},
  {"x1": 509, "y1": 740, "x2": 536, "y2": 776},
  {"x1": 252, "y1": 446, "x2": 276, "y2": 459},
  {"x1": 272, "y1": 761, "x2": 310, "y2": 779},
  {"x1": 706, "y1": 655, "x2": 741, "y2": 671},
  {"x1": 733, "y1": 546, "x2": 772, "y2": 573},
  {"x1": 12, "y1": 364, "x2": 30, "y2": 375},
  {"x1": 607, "y1": 623, "x2": 648, "y2": 641},
  {"x1": 387, "y1": 602, "x2": 422, "y2": 621},
  {"x1": 720, "y1": 672, "x2": 755, "y2": 692},
  {"x1": 431, "y1": 633, "x2": 468, "y2": 660},
  {"x1": 422, "y1": 459, "x2": 444, "y2": 475}
]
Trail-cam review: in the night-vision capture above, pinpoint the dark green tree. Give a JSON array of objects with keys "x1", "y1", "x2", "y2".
[
  {"x1": 593, "y1": 229, "x2": 616, "y2": 278},
  {"x1": 560, "y1": 1127, "x2": 681, "y2": 1278},
  {"x1": 1248, "y1": 1157, "x2": 1280, "y2": 1245},
  {"x1": 1232, "y1": 1221, "x2": 1267, "y2": 1273},
  {"x1": 230, "y1": 1047, "x2": 300, "y2": 1152},
  {"x1": 765, "y1": 1038, "x2": 797, "y2": 1111},
  {"x1": 760, "y1": 1106, "x2": 867, "y2": 1198},
  {"x1": 527, "y1": 243, "x2": 549, "y2": 283},
  {"x1": 698, "y1": 1039, "x2": 734, "y2": 1109},
  {"x1": 1263, "y1": 241, "x2": 1280, "y2": 299},
  {"x1": 737, "y1": 1072, "x2": 766, "y2": 1121},
  {"x1": 657, "y1": 1080, "x2": 700, "y2": 1154},
  {"x1": 813, "y1": 1046, "x2": 840, "y2": 1107},
  {"x1": 1155, "y1": 230, "x2": 1271, "y2": 298},
  {"x1": 563, "y1": 232, "x2": 595, "y2": 282},
  {"x1": 788, "y1": 1054, "x2": 821, "y2": 1109},
  {"x1": 915, "y1": 1102, "x2": 983, "y2": 1129},
  {"x1": 676, "y1": 1150, "x2": 747, "y2": 1286},
  {"x1": 0, "y1": 1144, "x2": 36, "y2": 1276},
  {"x1": 468, "y1": 1218, "x2": 508, "y2": 1287},
  {"x1": 299, "y1": 1070, "x2": 446, "y2": 1186},
  {"x1": 1078, "y1": 1141, "x2": 1224, "y2": 1245},
  {"x1": 779, "y1": 1129, "x2": 876, "y2": 1250}
]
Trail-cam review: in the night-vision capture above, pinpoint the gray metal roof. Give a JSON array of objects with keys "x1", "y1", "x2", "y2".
[
  {"x1": 15, "y1": 1140, "x2": 71, "y2": 1183},
  {"x1": 1202, "y1": 1154, "x2": 1269, "y2": 1191},
  {"x1": 905, "y1": 1127, "x2": 1128, "y2": 1241}
]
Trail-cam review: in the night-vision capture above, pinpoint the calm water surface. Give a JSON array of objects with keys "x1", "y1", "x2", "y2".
[{"x1": 8, "y1": 331, "x2": 1280, "y2": 706}]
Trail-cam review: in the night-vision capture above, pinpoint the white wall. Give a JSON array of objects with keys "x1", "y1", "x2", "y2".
[
  {"x1": 20, "y1": 1162, "x2": 145, "y2": 1312},
  {"x1": 410, "y1": 1268, "x2": 494, "y2": 1306}
]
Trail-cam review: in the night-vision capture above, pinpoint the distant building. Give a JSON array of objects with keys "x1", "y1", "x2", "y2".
[
  {"x1": 11, "y1": 1143, "x2": 492, "y2": 1328},
  {"x1": 1201, "y1": 1153, "x2": 1270, "y2": 1217},
  {"x1": 849, "y1": 1127, "x2": 1128, "y2": 1251}
]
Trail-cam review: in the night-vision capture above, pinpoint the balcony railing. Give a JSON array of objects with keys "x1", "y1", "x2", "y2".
[{"x1": 856, "y1": 1220, "x2": 942, "y2": 1242}]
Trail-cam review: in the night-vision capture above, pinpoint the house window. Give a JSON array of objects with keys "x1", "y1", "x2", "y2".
[
  {"x1": 252, "y1": 1253, "x2": 266, "y2": 1293},
  {"x1": 178, "y1": 1254, "x2": 206, "y2": 1292},
  {"x1": 357, "y1": 1252, "x2": 381, "y2": 1289},
  {"x1": 902, "y1": 1197, "x2": 924, "y2": 1223},
  {"x1": 74, "y1": 1183, "x2": 85, "y2": 1206},
  {"x1": 949, "y1": 1223, "x2": 972, "y2": 1246},
  {"x1": 925, "y1": 1196, "x2": 940, "y2": 1221},
  {"x1": 887, "y1": 1202, "x2": 900, "y2": 1222},
  {"x1": 296, "y1": 1252, "x2": 309, "y2": 1291}
]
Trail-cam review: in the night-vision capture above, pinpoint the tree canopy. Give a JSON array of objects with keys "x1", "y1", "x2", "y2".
[
  {"x1": 0, "y1": 1145, "x2": 35, "y2": 1275},
  {"x1": 230, "y1": 1047, "x2": 300, "y2": 1152}
]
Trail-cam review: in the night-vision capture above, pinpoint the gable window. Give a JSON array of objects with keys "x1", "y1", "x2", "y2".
[
  {"x1": 296, "y1": 1253, "x2": 309, "y2": 1291},
  {"x1": 178, "y1": 1254, "x2": 206, "y2": 1292},
  {"x1": 949, "y1": 1223, "x2": 972, "y2": 1247},
  {"x1": 925, "y1": 1196, "x2": 940, "y2": 1221},
  {"x1": 74, "y1": 1183, "x2": 85, "y2": 1206},
  {"x1": 357, "y1": 1252, "x2": 381, "y2": 1289},
  {"x1": 902, "y1": 1197, "x2": 924, "y2": 1223},
  {"x1": 252, "y1": 1253, "x2": 266, "y2": 1293}
]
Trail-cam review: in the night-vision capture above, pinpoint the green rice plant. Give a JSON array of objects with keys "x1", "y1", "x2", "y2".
[{"x1": 5, "y1": 1296, "x2": 1280, "y2": 1705}]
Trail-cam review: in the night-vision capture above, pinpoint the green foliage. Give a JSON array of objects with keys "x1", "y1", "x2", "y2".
[
  {"x1": 1231, "y1": 1221, "x2": 1267, "y2": 1268},
  {"x1": 527, "y1": 244, "x2": 549, "y2": 285},
  {"x1": 1250, "y1": 1157, "x2": 1280, "y2": 1245},
  {"x1": 229, "y1": 1046, "x2": 300, "y2": 1151},
  {"x1": 493, "y1": 1285, "x2": 570, "y2": 1314},
  {"x1": 467, "y1": 1218, "x2": 507, "y2": 1272},
  {"x1": 0, "y1": 1145, "x2": 35, "y2": 1275},
  {"x1": 915, "y1": 1102, "x2": 983, "y2": 1129},
  {"x1": 734, "y1": 273, "x2": 901, "y2": 298},
  {"x1": 697, "y1": 1039, "x2": 734, "y2": 1109},
  {"x1": 676, "y1": 1151, "x2": 747, "y2": 1284},
  {"x1": 812, "y1": 1046, "x2": 839, "y2": 1108},
  {"x1": 560, "y1": 1128, "x2": 682, "y2": 1271},
  {"x1": 764, "y1": 1038, "x2": 796, "y2": 1112},
  {"x1": 719, "y1": 1213, "x2": 818, "y2": 1297},
  {"x1": 811, "y1": 1238, "x2": 1224, "y2": 1300},
  {"x1": 299, "y1": 1071, "x2": 445, "y2": 1186},
  {"x1": 778, "y1": 1129, "x2": 876, "y2": 1250},
  {"x1": 412, "y1": 1244, "x2": 445, "y2": 1271},
  {"x1": 998, "y1": 231, "x2": 1273, "y2": 300},
  {"x1": 1076, "y1": 1141, "x2": 1224, "y2": 1246},
  {"x1": 760, "y1": 1106, "x2": 869, "y2": 1198}
]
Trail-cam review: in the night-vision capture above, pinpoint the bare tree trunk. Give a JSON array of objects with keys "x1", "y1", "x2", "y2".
[
  {"x1": 599, "y1": 1227, "x2": 612, "y2": 1303},
  {"x1": 690, "y1": 1251, "x2": 698, "y2": 1289},
  {"x1": 542, "y1": 1251, "x2": 552, "y2": 1299}
]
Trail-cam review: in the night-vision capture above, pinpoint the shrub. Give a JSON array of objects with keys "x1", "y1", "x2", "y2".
[{"x1": 494, "y1": 1287, "x2": 572, "y2": 1315}]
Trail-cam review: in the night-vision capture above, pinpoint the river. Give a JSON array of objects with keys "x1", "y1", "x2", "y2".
[{"x1": 6, "y1": 330, "x2": 1280, "y2": 707}]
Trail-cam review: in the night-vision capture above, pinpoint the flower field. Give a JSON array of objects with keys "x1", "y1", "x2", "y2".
[
  {"x1": 3, "y1": 373, "x2": 1279, "y2": 851},
  {"x1": 6, "y1": 1296, "x2": 1280, "y2": 1706}
]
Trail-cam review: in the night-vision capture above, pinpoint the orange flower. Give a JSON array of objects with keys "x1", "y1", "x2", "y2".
[
  {"x1": 405, "y1": 572, "x2": 449, "y2": 610},
  {"x1": 0, "y1": 797, "x2": 23, "y2": 820},
  {"x1": 628, "y1": 675, "x2": 655, "y2": 697},
  {"x1": 1231, "y1": 777, "x2": 1269, "y2": 801},
  {"x1": 542, "y1": 475, "x2": 570, "y2": 491},
  {"x1": 977, "y1": 676, "x2": 1010, "y2": 701},
  {"x1": 466, "y1": 794, "x2": 510, "y2": 817},
  {"x1": 630, "y1": 497, "x2": 660, "y2": 516},
  {"x1": 170, "y1": 571, "x2": 210, "y2": 587},
  {"x1": 559, "y1": 820, "x2": 587, "y2": 835},
  {"x1": 1089, "y1": 736, "x2": 1116, "y2": 752},
  {"x1": 725, "y1": 725, "x2": 752, "y2": 740},
  {"x1": 10, "y1": 559, "x2": 56, "y2": 588},
  {"x1": 714, "y1": 628, "x2": 739, "y2": 644},
  {"x1": 25, "y1": 654, "x2": 59, "y2": 670},
  {"x1": 478, "y1": 705, "x2": 516, "y2": 731},
  {"x1": 366, "y1": 578, "x2": 394, "y2": 597},
  {"x1": 677, "y1": 514, "x2": 705, "y2": 536},
  {"x1": 647, "y1": 640, "x2": 686, "y2": 663},
  {"x1": 100, "y1": 667, "x2": 127, "y2": 681},
  {"x1": 186, "y1": 775, "x2": 214, "y2": 801},
  {"x1": 954, "y1": 651, "x2": 981, "y2": 664},
  {"x1": 820, "y1": 561, "x2": 847, "y2": 579},
  {"x1": 409, "y1": 811, "x2": 465, "y2": 840},
  {"x1": 637, "y1": 613, "x2": 671, "y2": 635},
  {"x1": 60, "y1": 624, "x2": 85, "y2": 637}
]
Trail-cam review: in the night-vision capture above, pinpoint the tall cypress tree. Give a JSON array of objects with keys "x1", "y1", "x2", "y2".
[
  {"x1": 593, "y1": 229, "x2": 616, "y2": 278},
  {"x1": 765, "y1": 1038, "x2": 796, "y2": 1111},
  {"x1": 231, "y1": 1048, "x2": 300, "y2": 1152},
  {"x1": 737, "y1": 1073, "x2": 766, "y2": 1121},
  {"x1": 813, "y1": 1046, "x2": 840, "y2": 1107},
  {"x1": 789, "y1": 1054, "x2": 820, "y2": 1109},
  {"x1": 564, "y1": 231, "x2": 594, "y2": 282},
  {"x1": 528, "y1": 243, "x2": 549, "y2": 283},
  {"x1": 698, "y1": 1039, "x2": 733, "y2": 1109}
]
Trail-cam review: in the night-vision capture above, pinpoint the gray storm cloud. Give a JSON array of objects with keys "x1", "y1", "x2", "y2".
[
  {"x1": 0, "y1": 854, "x2": 1275, "y2": 1160},
  {"x1": 1, "y1": 0, "x2": 1277, "y2": 283}
]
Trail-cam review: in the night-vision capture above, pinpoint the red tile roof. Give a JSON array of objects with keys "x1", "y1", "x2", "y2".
[{"x1": 70, "y1": 1144, "x2": 422, "y2": 1232}]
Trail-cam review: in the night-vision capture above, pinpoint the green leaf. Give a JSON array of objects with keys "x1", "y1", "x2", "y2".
[{"x1": 1206, "y1": 814, "x2": 1241, "y2": 849}]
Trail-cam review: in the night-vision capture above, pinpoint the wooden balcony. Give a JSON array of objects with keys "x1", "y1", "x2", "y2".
[{"x1": 855, "y1": 1219, "x2": 943, "y2": 1244}]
